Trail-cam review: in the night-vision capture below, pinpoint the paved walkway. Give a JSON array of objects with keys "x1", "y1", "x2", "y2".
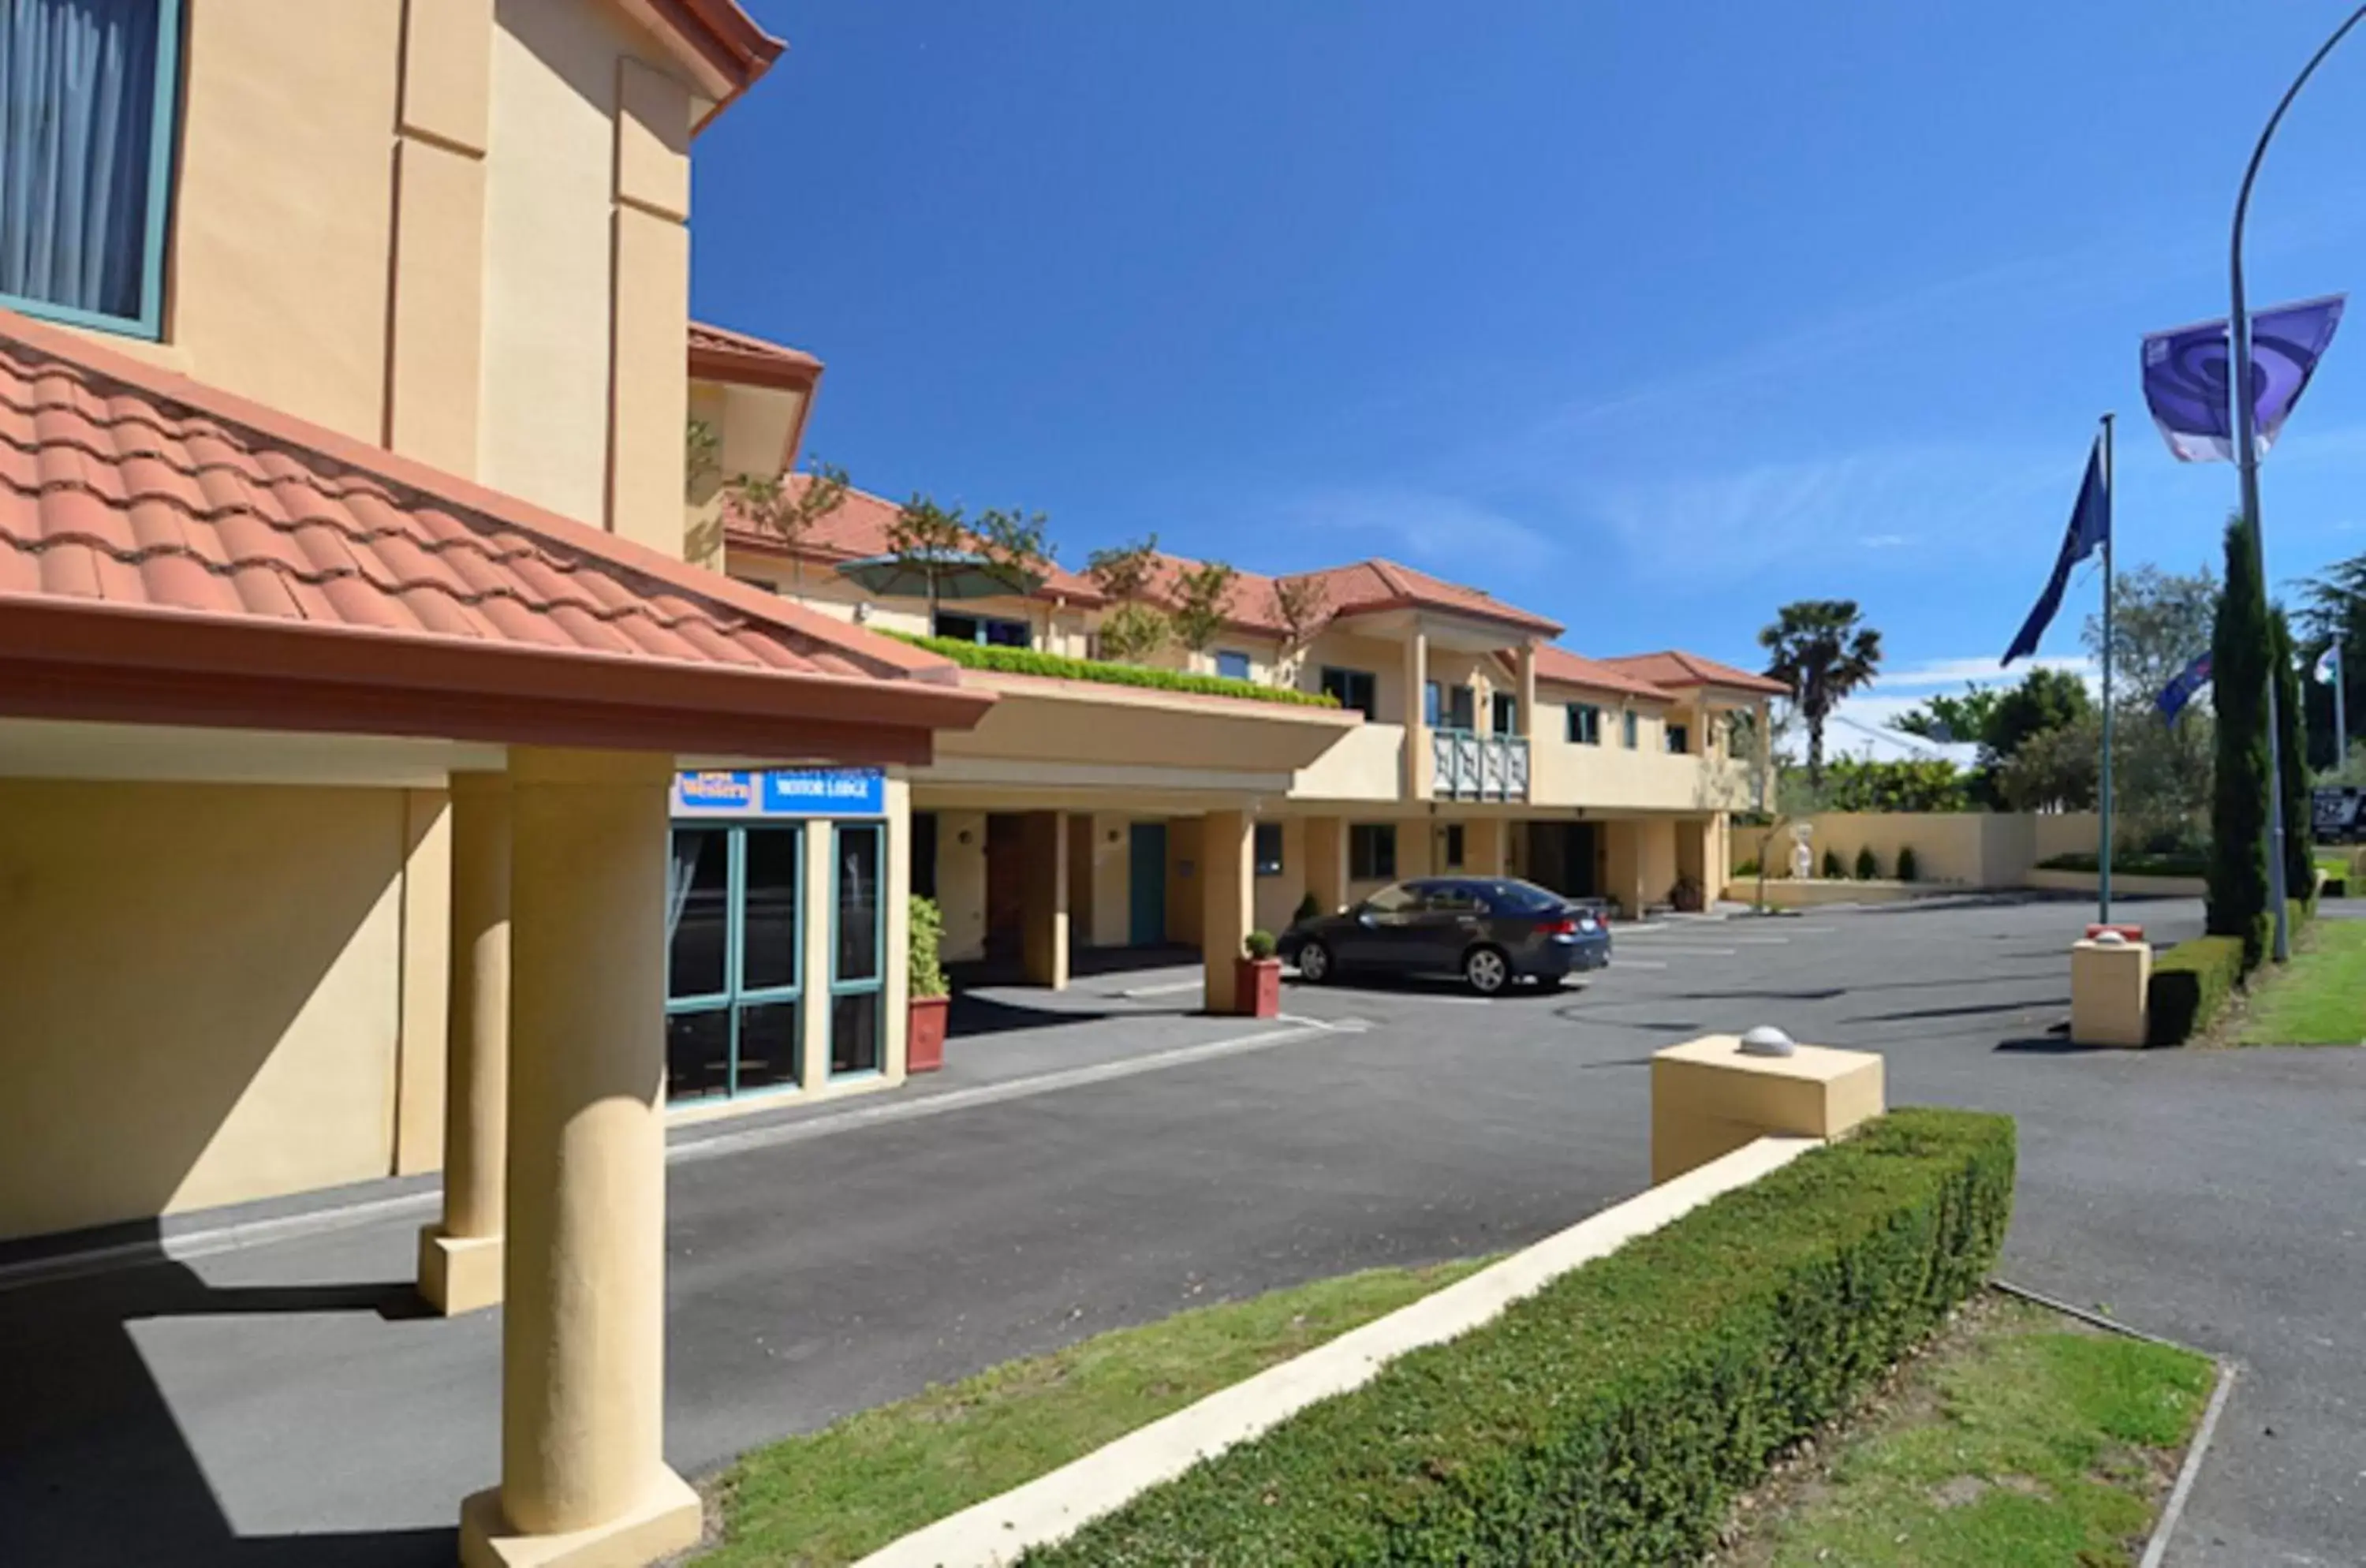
[{"x1": 2, "y1": 896, "x2": 2358, "y2": 1565}]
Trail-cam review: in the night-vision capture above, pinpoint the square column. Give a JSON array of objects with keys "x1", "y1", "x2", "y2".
[
  {"x1": 459, "y1": 748, "x2": 696, "y2": 1568},
  {"x1": 418, "y1": 771, "x2": 510, "y2": 1316},
  {"x1": 1651, "y1": 1034, "x2": 1884, "y2": 1185},
  {"x1": 1516, "y1": 644, "x2": 1539, "y2": 738},
  {"x1": 1303, "y1": 816, "x2": 1348, "y2": 916},
  {"x1": 1018, "y1": 809, "x2": 1069, "y2": 990},
  {"x1": 1403, "y1": 628, "x2": 1431, "y2": 799},
  {"x1": 1201, "y1": 809, "x2": 1254, "y2": 1013},
  {"x1": 2070, "y1": 937, "x2": 2151, "y2": 1047}
]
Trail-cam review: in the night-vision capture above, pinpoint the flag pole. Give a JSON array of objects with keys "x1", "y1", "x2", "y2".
[
  {"x1": 2099, "y1": 414, "x2": 2115, "y2": 926},
  {"x1": 2338, "y1": 631, "x2": 2349, "y2": 771}
]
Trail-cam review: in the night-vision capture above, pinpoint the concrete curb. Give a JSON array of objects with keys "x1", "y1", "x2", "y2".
[{"x1": 853, "y1": 1136, "x2": 1821, "y2": 1568}]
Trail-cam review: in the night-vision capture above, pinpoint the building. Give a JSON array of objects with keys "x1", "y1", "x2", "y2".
[
  {"x1": 0, "y1": 2, "x2": 996, "y2": 1562},
  {"x1": 694, "y1": 454, "x2": 1783, "y2": 1002}
]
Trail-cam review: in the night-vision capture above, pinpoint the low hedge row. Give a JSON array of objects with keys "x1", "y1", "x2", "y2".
[
  {"x1": 2148, "y1": 896, "x2": 2319, "y2": 1045},
  {"x1": 1024, "y1": 1108, "x2": 2016, "y2": 1566},
  {"x1": 886, "y1": 633, "x2": 1339, "y2": 708},
  {"x1": 2039, "y1": 850, "x2": 2209, "y2": 878}
]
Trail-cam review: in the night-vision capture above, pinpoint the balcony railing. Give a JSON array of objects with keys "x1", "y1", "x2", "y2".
[{"x1": 1432, "y1": 730, "x2": 1529, "y2": 801}]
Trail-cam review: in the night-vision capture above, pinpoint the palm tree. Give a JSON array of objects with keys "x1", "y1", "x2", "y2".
[{"x1": 1759, "y1": 599, "x2": 1883, "y2": 788}]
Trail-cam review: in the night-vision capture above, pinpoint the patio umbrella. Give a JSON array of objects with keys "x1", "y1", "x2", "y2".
[{"x1": 834, "y1": 549, "x2": 1045, "y2": 620}]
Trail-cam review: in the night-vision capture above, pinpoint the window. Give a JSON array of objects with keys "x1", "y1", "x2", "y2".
[
  {"x1": 1349, "y1": 823, "x2": 1397, "y2": 880},
  {"x1": 665, "y1": 826, "x2": 802, "y2": 1102},
  {"x1": 1666, "y1": 722, "x2": 1690, "y2": 755},
  {"x1": 830, "y1": 823, "x2": 885, "y2": 1077},
  {"x1": 0, "y1": 0, "x2": 180, "y2": 338},
  {"x1": 1254, "y1": 822, "x2": 1284, "y2": 877},
  {"x1": 1567, "y1": 704, "x2": 1602, "y2": 745},
  {"x1": 1364, "y1": 880, "x2": 1419, "y2": 913},
  {"x1": 935, "y1": 610, "x2": 1030, "y2": 648},
  {"x1": 1215, "y1": 649, "x2": 1252, "y2": 681},
  {"x1": 1622, "y1": 710, "x2": 1640, "y2": 749},
  {"x1": 1425, "y1": 681, "x2": 1476, "y2": 732},
  {"x1": 1423, "y1": 882, "x2": 1483, "y2": 913},
  {"x1": 1492, "y1": 692, "x2": 1520, "y2": 735},
  {"x1": 1443, "y1": 823, "x2": 1466, "y2": 868},
  {"x1": 1321, "y1": 666, "x2": 1379, "y2": 719}
]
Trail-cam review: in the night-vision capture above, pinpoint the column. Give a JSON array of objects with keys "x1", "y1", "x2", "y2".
[
  {"x1": 417, "y1": 773, "x2": 509, "y2": 1316},
  {"x1": 459, "y1": 749, "x2": 697, "y2": 1568},
  {"x1": 1019, "y1": 810, "x2": 1069, "y2": 989},
  {"x1": 1304, "y1": 816, "x2": 1348, "y2": 915},
  {"x1": 607, "y1": 59, "x2": 692, "y2": 557},
  {"x1": 1202, "y1": 810, "x2": 1255, "y2": 1013},
  {"x1": 1404, "y1": 628, "x2": 1431, "y2": 800},
  {"x1": 1755, "y1": 700, "x2": 1773, "y2": 812},
  {"x1": 1516, "y1": 644, "x2": 1539, "y2": 738}
]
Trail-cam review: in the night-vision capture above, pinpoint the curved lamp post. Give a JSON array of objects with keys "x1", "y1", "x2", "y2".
[{"x1": 2231, "y1": 5, "x2": 2366, "y2": 962}]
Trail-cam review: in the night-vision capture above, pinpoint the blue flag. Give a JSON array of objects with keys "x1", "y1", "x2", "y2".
[
  {"x1": 2003, "y1": 438, "x2": 2110, "y2": 666},
  {"x1": 2156, "y1": 651, "x2": 2212, "y2": 723},
  {"x1": 2140, "y1": 293, "x2": 2345, "y2": 463}
]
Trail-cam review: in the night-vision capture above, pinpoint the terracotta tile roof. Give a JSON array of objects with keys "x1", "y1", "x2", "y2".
[
  {"x1": 1528, "y1": 644, "x2": 1677, "y2": 702},
  {"x1": 0, "y1": 309, "x2": 991, "y2": 756},
  {"x1": 726, "y1": 480, "x2": 1107, "y2": 604},
  {"x1": 689, "y1": 319, "x2": 822, "y2": 387},
  {"x1": 1601, "y1": 649, "x2": 1787, "y2": 696},
  {"x1": 636, "y1": 0, "x2": 783, "y2": 121},
  {"x1": 1304, "y1": 558, "x2": 1563, "y2": 637}
]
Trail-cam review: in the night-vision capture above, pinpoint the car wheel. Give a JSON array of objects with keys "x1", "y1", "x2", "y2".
[
  {"x1": 1297, "y1": 939, "x2": 1334, "y2": 984},
  {"x1": 1463, "y1": 945, "x2": 1510, "y2": 996}
]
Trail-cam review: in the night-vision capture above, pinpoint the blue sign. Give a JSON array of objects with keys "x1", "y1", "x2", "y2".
[{"x1": 672, "y1": 767, "x2": 886, "y2": 819}]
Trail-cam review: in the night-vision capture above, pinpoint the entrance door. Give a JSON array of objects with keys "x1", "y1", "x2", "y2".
[
  {"x1": 984, "y1": 812, "x2": 1026, "y2": 964},
  {"x1": 1562, "y1": 822, "x2": 1599, "y2": 898},
  {"x1": 1128, "y1": 822, "x2": 1167, "y2": 945}
]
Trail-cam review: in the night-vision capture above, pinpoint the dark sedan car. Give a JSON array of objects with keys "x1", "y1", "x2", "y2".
[{"x1": 1278, "y1": 875, "x2": 1611, "y2": 995}]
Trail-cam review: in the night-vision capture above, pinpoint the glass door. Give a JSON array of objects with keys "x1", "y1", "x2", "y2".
[
  {"x1": 665, "y1": 825, "x2": 803, "y2": 1103},
  {"x1": 830, "y1": 823, "x2": 885, "y2": 1076}
]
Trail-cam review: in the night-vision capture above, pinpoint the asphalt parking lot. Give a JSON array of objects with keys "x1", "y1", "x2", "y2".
[{"x1": 2, "y1": 895, "x2": 2358, "y2": 1566}]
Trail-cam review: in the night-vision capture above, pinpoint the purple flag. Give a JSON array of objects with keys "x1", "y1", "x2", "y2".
[{"x1": 2141, "y1": 293, "x2": 2345, "y2": 462}]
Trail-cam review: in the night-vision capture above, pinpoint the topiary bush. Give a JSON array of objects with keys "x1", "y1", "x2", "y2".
[
  {"x1": 2147, "y1": 935, "x2": 2244, "y2": 1045},
  {"x1": 908, "y1": 895, "x2": 948, "y2": 1000},
  {"x1": 1024, "y1": 1109, "x2": 2016, "y2": 1567},
  {"x1": 1735, "y1": 857, "x2": 1760, "y2": 878},
  {"x1": 1821, "y1": 847, "x2": 1845, "y2": 879},
  {"x1": 1853, "y1": 845, "x2": 1881, "y2": 881},
  {"x1": 1895, "y1": 846, "x2": 1920, "y2": 883},
  {"x1": 1243, "y1": 929, "x2": 1278, "y2": 960}
]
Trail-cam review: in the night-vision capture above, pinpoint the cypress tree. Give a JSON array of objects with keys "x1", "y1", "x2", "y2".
[
  {"x1": 2271, "y1": 606, "x2": 2314, "y2": 919},
  {"x1": 2208, "y1": 513, "x2": 2271, "y2": 969}
]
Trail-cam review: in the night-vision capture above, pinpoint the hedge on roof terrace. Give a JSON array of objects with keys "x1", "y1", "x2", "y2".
[
  {"x1": 887, "y1": 632, "x2": 1340, "y2": 707},
  {"x1": 1021, "y1": 1108, "x2": 2016, "y2": 1566}
]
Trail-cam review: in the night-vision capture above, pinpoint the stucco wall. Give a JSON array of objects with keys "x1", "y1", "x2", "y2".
[
  {"x1": 1252, "y1": 816, "x2": 1308, "y2": 936},
  {"x1": 0, "y1": 782, "x2": 412, "y2": 1241},
  {"x1": 932, "y1": 808, "x2": 989, "y2": 962},
  {"x1": 1732, "y1": 812, "x2": 2069, "y2": 888},
  {"x1": 1086, "y1": 813, "x2": 1133, "y2": 948}
]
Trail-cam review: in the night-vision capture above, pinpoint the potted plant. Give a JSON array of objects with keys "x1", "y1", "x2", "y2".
[
  {"x1": 907, "y1": 894, "x2": 950, "y2": 1073},
  {"x1": 1670, "y1": 873, "x2": 1704, "y2": 913},
  {"x1": 1236, "y1": 929, "x2": 1282, "y2": 1018}
]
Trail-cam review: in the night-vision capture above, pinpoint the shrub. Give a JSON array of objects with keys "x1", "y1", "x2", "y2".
[
  {"x1": 1243, "y1": 929, "x2": 1278, "y2": 961},
  {"x1": 1895, "y1": 846, "x2": 1920, "y2": 883},
  {"x1": 1821, "y1": 847, "x2": 1845, "y2": 879},
  {"x1": 2147, "y1": 935, "x2": 2244, "y2": 1045},
  {"x1": 908, "y1": 895, "x2": 948, "y2": 1000},
  {"x1": 1291, "y1": 891, "x2": 1323, "y2": 924},
  {"x1": 886, "y1": 632, "x2": 1338, "y2": 708},
  {"x1": 2037, "y1": 850, "x2": 2210, "y2": 879},
  {"x1": 1853, "y1": 845, "x2": 1881, "y2": 880},
  {"x1": 1025, "y1": 1110, "x2": 2015, "y2": 1567},
  {"x1": 1735, "y1": 857, "x2": 1760, "y2": 878}
]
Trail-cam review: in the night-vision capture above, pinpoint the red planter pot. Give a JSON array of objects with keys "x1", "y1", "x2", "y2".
[
  {"x1": 907, "y1": 995, "x2": 949, "y2": 1073},
  {"x1": 1233, "y1": 957, "x2": 1282, "y2": 1018}
]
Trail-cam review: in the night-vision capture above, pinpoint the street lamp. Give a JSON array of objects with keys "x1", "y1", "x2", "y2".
[{"x1": 2230, "y1": 5, "x2": 2366, "y2": 962}]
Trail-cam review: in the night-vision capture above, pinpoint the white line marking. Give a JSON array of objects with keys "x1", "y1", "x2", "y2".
[
  {"x1": 2140, "y1": 1361, "x2": 2237, "y2": 1568},
  {"x1": 1612, "y1": 943, "x2": 1738, "y2": 956},
  {"x1": 1116, "y1": 979, "x2": 1204, "y2": 999},
  {"x1": 0, "y1": 1019, "x2": 1349, "y2": 1294},
  {"x1": 1612, "y1": 959, "x2": 1669, "y2": 970}
]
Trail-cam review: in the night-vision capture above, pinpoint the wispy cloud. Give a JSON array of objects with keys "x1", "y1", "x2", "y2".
[
  {"x1": 1279, "y1": 487, "x2": 1558, "y2": 574},
  {"x1": 1858, "y1": 533, "x2": 1908, "y2": 549},
  {"x1": 1880, "y1": 654, "x2": 2094, "y2": 690}
]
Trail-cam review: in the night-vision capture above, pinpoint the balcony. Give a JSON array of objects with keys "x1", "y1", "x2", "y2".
[{"x1": 1432, "y1": 730, "x2": 1529, "y2": 801}]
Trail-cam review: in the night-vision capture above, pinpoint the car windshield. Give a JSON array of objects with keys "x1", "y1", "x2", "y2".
[{"x1": 1363, "y1": 883, "x2": 1422, "y2": 914}]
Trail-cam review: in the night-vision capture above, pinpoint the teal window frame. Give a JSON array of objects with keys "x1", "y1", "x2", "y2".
[
  {"x1": 1319, "y1": 666, "x2": 1377, "y2": 719},
  {"x1": 1622, "y1": 709, "x2": 1640, "y2": 749},
  {"x1": 664, "y1": 825, "x2": 803, "y2": 1104},
  {"x1": 0, "y1": 0, "x2": 183, "y2": 341},
  {"x1": 1349, "y1": 823, "x2": 1396, "y2": 880},
  {"x1": 1566, "y1": 704, "x2": 1601, "y2": 745},
  {"x1": 1666, "y1": 722, "x2": 1690, "y2": 755},
  {"x1": 827, "y1": 821, "x2": 886, "y2": 1080},
  {"x1": 1491, "y1": 691, "x2": 1519, "y2": 735}
]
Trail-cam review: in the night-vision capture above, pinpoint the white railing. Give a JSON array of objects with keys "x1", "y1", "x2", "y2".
[{"x1": 1432, "y1": 730, "x2": 1529, "y2": 801}]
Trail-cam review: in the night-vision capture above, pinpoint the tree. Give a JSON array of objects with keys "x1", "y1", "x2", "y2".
[
  {"x1": 1086, "y1": 534, "x2": 1162, "y2": 603},
  {"x1": 972, "y1": 507, "x2": 1054, "y2": 596},
  {"x1": 2209, "y1": 513, "x2": 2273, "y2": 969},
  {"x1": 1170, "y1": 561, "x2": 1238, "y2": 654},
  {"x1": 1096, "y1": 602, "x2": 1170, "y2": 664},
  {"x1": 884, "y1": 495, "x2": 975, "y2": 625},
  {"x1": 1995, "y1": 709, "x2": 2100, "y2": 812},
  {"x1": 1982, "y1": 667, "x2": 2091, "y2": 761},
  {"x1": 1758, "y1": 599, "x2": 1883, "y2": 788},
  {"x1": 1819, "y1": 757, "x2": 1969, "y2": 812},
  {"x1": 2299, "y1": 551, "x2": 2366, "y2": 771},
  {"x1": 2084, "y1": 562, "x2": 2217, "y2": 853},
  {"x1": 2271, "y1": 607, "x2": 2314, "y2": 905},
  {"x1": 1894, "y1": 684, "x2": 2002, "y2": 746},
  {"x1": 724, "y1": 461, "x2": 850, "y2": 588}
]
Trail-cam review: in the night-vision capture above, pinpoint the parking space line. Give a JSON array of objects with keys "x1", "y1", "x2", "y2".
[
  {"x1": 1614, "y1": 943, "x2": 1737, "y2": 956},
  {"x1": 1118, "y1": 979, "x2": 1204, "y2": 999},
  {"x1": 1612, "y1": 959, "x2": 1668, "y2": 970}
]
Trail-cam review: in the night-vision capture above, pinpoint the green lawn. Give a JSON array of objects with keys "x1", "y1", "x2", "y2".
[
  {"x1": 690, "y1": 1257, "x2": 1486, "y2": 1566},
  {"x1": 1722, "y1": 1295, "x2": 2215, "y2": 1567},
  {"x1": 2238, "y1": 919, "x2": 2366, "y2": 1045}
]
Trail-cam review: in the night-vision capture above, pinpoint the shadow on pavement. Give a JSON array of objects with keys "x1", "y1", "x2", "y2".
[
  {"x1": 0, "y1": 1232, "x2": 453, "y2": 1566},
  {"x1": 1851, "y1": 997, "x2": 2070, "y2": 1024},
  {"x1": 946, "y1": 991, "x2": 1119, "y2": 1038}
]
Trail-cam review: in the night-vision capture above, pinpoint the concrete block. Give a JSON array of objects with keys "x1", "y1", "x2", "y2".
[
  {"x1": 459, "y1": 1467, "x2": 700, "y2": 1566},
  {"x1": 417, "y1": 1226, "x2": 502, "y2": 1316},
  {"x1": 1650, "y1": 1033, "x2": 1884, "y2": 1185},
  {"x1": 2069, "y1": 938, "x2": 2151, "y2": 1048}
]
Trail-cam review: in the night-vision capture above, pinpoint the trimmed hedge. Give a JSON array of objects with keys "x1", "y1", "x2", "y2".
[
  {"x1": 2039, "y1": 850, "x2": 2209, "y2": 878},
  {"x1": 2148, "y1": 935, "x2": 2244, "y2": 1046},
  {"x1": 886, "y1": 633, "x2": 1338, "y2": 708},
  {"x1": 1024, "y1": 1109, "x2": 2015, "y2": 1566}
]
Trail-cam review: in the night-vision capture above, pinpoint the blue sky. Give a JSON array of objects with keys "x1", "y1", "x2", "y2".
[{"x1": 692, "y1": 2, "x2": 2366, "y2": 753}]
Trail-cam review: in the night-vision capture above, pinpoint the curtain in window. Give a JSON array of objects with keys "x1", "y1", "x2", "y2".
[{"x1": 0, "y1": 0, "x2": 162, "y2": 321}]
